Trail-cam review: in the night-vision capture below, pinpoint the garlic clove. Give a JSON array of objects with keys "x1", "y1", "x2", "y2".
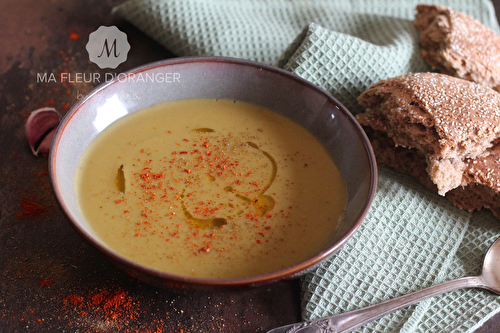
[{"x1": 25, "y1": 107, "x2": 62, "y2": 156}]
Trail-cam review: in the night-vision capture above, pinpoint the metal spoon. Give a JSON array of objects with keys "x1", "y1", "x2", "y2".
[{"x1": 268, "y1": 236, "x2": 500, "y2": 333}]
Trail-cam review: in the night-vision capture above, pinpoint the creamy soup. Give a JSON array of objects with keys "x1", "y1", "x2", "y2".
[{"x1": 75, "y1": 98, "x2": 346, "y2": 279}]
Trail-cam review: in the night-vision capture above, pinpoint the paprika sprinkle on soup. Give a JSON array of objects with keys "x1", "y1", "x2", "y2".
[{"x1": 75, "y1": 98, "x2": 346, "y2": 279}]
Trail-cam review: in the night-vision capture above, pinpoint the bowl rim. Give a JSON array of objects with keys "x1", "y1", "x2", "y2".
[{"x1": 49, "y1": 56, "x2": 377, "y2": 287}]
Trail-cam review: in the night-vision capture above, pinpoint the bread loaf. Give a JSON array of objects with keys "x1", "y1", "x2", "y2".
[
  {"x1": 415, "y1": 4, "x2": 500, "y2": 92},
  {"x1": 357, "y1": 73, "x2": 500, "y2": 200}
]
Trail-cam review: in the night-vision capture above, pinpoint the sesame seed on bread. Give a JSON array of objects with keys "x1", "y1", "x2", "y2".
[
  {"x1": 357, "y1": 72, "x2": 500, "y2": 195},
  {"x1": 414, "y1": 4, "x2": 500, "y2": 92}
]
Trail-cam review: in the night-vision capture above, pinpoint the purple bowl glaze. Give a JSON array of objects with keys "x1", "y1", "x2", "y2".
[{"x1": 49, "y1": 57, "x2": 377, "y2": 289}]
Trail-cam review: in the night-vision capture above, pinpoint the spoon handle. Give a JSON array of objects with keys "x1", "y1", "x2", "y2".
[{"x1": 271, "y1": 276, "x2": 484, "y2": 333}]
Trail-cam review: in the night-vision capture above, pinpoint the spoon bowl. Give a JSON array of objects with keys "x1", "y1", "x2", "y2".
[{"x1": 480, "y1": 236, "x2": 500, "y2": 294}]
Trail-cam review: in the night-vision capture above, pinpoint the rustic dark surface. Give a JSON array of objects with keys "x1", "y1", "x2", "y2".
[{"x1": 0, "y1": 1, "x2": 499, "y2": 332}]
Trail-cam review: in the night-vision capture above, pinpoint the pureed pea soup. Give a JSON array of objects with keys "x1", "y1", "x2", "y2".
[{"x1": 75, "y1": 98, "x2": 346, "y2": 279}]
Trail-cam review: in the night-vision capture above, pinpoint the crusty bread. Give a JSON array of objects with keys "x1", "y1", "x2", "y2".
[
  {"x1": 364, "y1": 126, "x2": 500, "y2": 219},
  {"x1": 414, "y1": 4, "x2": 500, "y2": 92},
  {"x1": 357, "y1": 72, "x2": 500, "y2": 196},
  {"x1": 447, "y1": 142, "x2": 500, "y2": 218},
  {"x1": 360, "y1": 127, "x2": 435, "y2": 190}
]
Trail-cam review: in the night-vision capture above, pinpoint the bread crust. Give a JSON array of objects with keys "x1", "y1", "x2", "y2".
[
  {"x1": 364, "y1": 128, "x2": 500, "y2": 219},
  {"x1": 415, "y1": 4, "x2": 500, "y2": 92},
  {"x1": 357, "y1": 72, "x2": 500, "y2": 195}
]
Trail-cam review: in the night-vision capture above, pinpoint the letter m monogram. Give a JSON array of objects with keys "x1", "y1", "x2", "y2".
[
  {"x1": 86, "y1": 26, "x2": 130, "y2": 69},
  {"x1": 98, "y1": 39, "x2": 121, "y2": 58}
]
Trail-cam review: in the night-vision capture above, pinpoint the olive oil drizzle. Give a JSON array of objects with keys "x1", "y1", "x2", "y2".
[
  {"x1": 246, "y1": 142, "x2": 277, "y2": 216},
  {"x1": 116, "y1": 131, "x2": 279, "y2": 229},
  {"x1": 180, "y1": 190, "x2": 229, "y2": 228},
  {"x1": 115, "y1": 165, "x2": 126, "y2": 193},
  {"x1": 179, "y1": 139, "x2": 278, "y2": 228}
]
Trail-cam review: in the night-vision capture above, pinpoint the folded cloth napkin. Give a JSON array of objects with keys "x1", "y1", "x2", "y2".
[{"x1": 113, "y1": 0, "x2": 500, "y2": 331}]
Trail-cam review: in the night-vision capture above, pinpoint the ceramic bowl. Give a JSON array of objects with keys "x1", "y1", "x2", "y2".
[{"x1": 49, "y1": 57, "x2": 377, "y2": 288}]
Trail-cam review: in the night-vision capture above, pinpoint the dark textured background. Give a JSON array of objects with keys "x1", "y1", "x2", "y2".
[{"x1": 0, "y1": 1, "x2": 499, "y2": 332}]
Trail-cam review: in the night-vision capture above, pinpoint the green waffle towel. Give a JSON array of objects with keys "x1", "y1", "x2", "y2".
[{"x1": 113, "y1": 1, "x2": 500, "y2": 331}]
